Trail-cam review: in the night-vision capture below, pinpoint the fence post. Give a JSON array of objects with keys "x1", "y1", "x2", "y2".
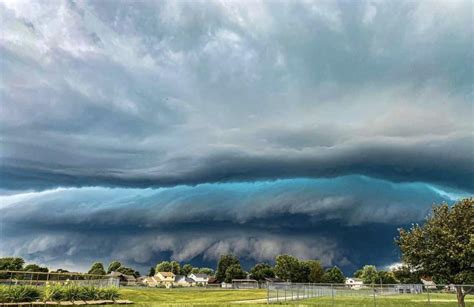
[
  {"x1": 266, "y1": 283, "x2": 269, "y2": 304},
  {"x1": 331, "y1": 284, "x2": 335, "y2": 307},
  {"x1": 426, "y1": 285, "x2": 431, "y2": 306},
  {"x1": 373, "y1": 284, "x2": 376, "y2": 307}
]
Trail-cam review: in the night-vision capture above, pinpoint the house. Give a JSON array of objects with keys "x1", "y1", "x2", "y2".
[
  {"x1": 421, "y1": 277, "x2": 437, "y2": 290},
  {"x1": 345, "y1": 277, "x2": 364, "y2": 289},
  {"x1": 107, "y1": 271, "x2": 136, "y2": 286},
  {"x1": 207, "y1": 277, "x2": 220, "y2": 287},
  {"x1": 155, "y1": 272, "x2": 175, "y2": 288},
  {"x1": 187, "y1": 273, "x2": 209, "y2": 285},
  {"x1": 140, "y1": 276, "x2": 160, "y2": 287},
  {"x1": 265, "y1": 277, "x2": 284, "y2": 283},
  {"x1": 173, "y1": 275, "x2": 194, "y2": 287},
  {"x1": 231, "y1": 278, "x2": 258, "y2": 289}
]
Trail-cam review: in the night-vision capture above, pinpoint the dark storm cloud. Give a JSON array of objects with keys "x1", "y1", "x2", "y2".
[
  {"x1": 0, "y1": 176, "x2": 465, "y2": 272},
  {"x1": 0, "y1": 0, "x2": 473, "y2": 191}
]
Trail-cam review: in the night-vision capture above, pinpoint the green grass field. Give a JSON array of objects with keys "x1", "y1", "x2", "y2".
[{"x1": 117, "y1": 287, "x2": 474, "y2": 306}]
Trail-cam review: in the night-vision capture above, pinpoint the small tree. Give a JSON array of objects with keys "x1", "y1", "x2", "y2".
[
  {"x1": 249, "y1": 263, "x2": 275, "y2": 282},
  {"x1": 321, "y1": 266, "x2": 345, "y2": 283},
  {"x1": 155, "y1": 261, "x2": 172, "y2": 273},
  {"x1": 88, "y1": 262, "x2": 106, "y2": 275},
  {"x1": 396, "y1": 199, "x2": 474, "y2": 307},
  {"x1": 274, "y1": 255, "x2": 301, "y2": 282},
  {"x1": 305, "y1": 260, "x2": 324, "y2": 283},
  {"x1": 199, "y1": 268, "x2": 214, "y2": 276},
  {"x1": 170, "y1": 261, "x2": 180, "y2": 275},
  {"x1": 225, "y1": 264, "x2": 246, "y2": 283},
  {"x1": 117, "y1": 266, "x2": 140, "y2": 277},
  {"x1": 358, "y1": 265, "x2": 379, "y2": 284},
  {"x1": 216, "y1": 255, "x2": 240, "y2": 282},
  {"x1": 378, "y1": 271, "x2": 397, "y2": 284},
  {"x1": 180, "y1": 264, "x2": 193, "y2": 276},
  {"x1": 148, "y1": 267, "x2": 156, "y2": 277},
  {"x1": 391, "y1": 265, "x2": 420, "y2": 284},
  {"x1": 107, "y1": 261, "x2": 122, "y2": 274}
]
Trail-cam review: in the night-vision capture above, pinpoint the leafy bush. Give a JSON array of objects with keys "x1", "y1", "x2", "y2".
[
  {"x1": 97, "y1": 287, "x2": 119, "y2": 300},
  {"x1": 0, "y1": 285, "x2": 41, "y2": 302},
  {"x1": 1, "y1": 284, "x2": 119, "y2": 303}
]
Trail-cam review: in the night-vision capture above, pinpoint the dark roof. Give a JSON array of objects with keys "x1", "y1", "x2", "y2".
[{"x1": 207, "y1": 277, "x2": 219, "y2": 284}]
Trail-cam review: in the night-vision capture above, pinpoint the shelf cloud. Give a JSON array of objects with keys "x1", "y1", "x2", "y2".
[{"x1": 0, "y1": 0, "x2": 472, "y2": 272}]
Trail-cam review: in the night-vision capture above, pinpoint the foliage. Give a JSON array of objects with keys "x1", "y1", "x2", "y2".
[
  {"x1": 0, "y1": 257, "x2": 25, "y2": 271},
  {"x1": 357, "y1": 265, "x2": 379, "y2": 284},
  {"x1": 170, "y1": 261, "x2": 180, "y2": 275},
  {"x1": 87, "y1": 262, "x2": 106, "y2": 275},
  {"x1": 0, "y1": 285, "x2": 41, "y2": 303},
  {"x1": 180, "y1": 264, "x2": 193, "y2": 276},
  {"x1": 224, "y1": 264, "x2": 246, "y2": 283},
  {"x1": 274, "y1": 255, "x2": 301, "y2": 282},
  {"x1": 107, "y1": 261, "x2": 122, "y2": 274},
  {"x1": 396, "y1": 198, "x2": 474, "y2": 306},
  {"x1": 305, "y1": 260, "x2": 325, "y2": 283},
  {"x1": 198, "y1": 267, "x2": 214, "y2": 275},
  {"x1": 321, "y1": 266, "x2": 345, "y2": 283},
  {"x1": 23, "y1": 264, "x2": 48, "y2": 272},
  {"x1": 249, "y1": 263, "x2": 275, "y2": 282},
  {"x1": 216, "y1": 255, "x2": 240, "y2": 282},
  {"x1": 391, "y1": 265, "x2": 421, "y2": 284},
  {"x1": 42, "y1": 284, "x2": 119, "y2": 302},
  {"x1": 378, "y1": 271, "x2": 397, "y2": 284},
  {"x1": 148, "y1": 267, "x2": 156, "y2": 277},
  {"x1": 156, "y1": 261, "x2": 172, "y2": 273},
  {"x1": 117, "y1": 266, "x2": 140, "y2": 278}
]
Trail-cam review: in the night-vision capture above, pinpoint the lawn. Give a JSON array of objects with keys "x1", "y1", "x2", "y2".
[{"x1": 117, "y1": 287, "x2": 474, "y2": 306}]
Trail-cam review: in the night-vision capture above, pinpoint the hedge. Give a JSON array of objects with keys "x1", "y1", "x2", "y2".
[{"x1": 0, "y1": 284, "x2": 119, "y2": 303}]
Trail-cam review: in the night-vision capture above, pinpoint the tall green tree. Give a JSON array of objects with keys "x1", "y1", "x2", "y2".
[
  {"x1": 249, "y1": 263, "x2": 275, "y2": 282},
  {"x1": 0, "y1": 257, "x2": 25, "y2": 271},
  {"x1": 274, "y1": 255, "x2": 301, "y2": 282},
  {"x1": 321, "y1": 266, "x2": 345, "y2": 283},
  {"x1": 198, "y1": 268, "x2": 214, "y2": 276},
  {"x1": 107, "y1": 261, "x2": 122, "y2": 274},
  {"x1": 305, "y1": 260, "x2": 325, "y2": 283},
  {"x1": 148, "y1": 267, "x2": 156, "y2": 277},
  {"x1": 396, "y1": 199, "x2": 474, "y2": 307},
  {"x1": 155, "y1": 261, "x2": 172, "y2": 273},
  {"x1": 88, "y1": 262, "x2": 106, "y2": 275},
  {"x1": 216, "y1": 255, "x2": 240, "y2": 282},
  {"x1": 391, "y1": 265, "x2": 420, "y2": 284},
  {"x1": 224, "y1": 264, "x2": 246, "y2": 283},
  {"x1": 117, "y1": 266, "x2": 140, "y2": 277},
  {"x1": 180, "y1": 264, "x2": 193, "y2": 276},
  {"x1": 357, "y1": 265, "x2": 379, "y2": 284},
  {"x1": 378, "y1": 271, "x2": 397, "y2": 284},
  {"x1": 170, "y1": 261, "x2": 180, "y2": 275}
]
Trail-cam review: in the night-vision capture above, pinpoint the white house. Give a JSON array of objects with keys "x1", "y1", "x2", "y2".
[
  {"x1": 188, "y1": 273, "x2": 209, "y2": 285},
  {"x1": 173, "y1": 275, "x2": 194, "y2": 287},
  {"x1": 345, "y1": 277, "x2": 364, "y2": 289},
  {"x1": 155, "y1": 272, "x2": 175, "y2": 288}
]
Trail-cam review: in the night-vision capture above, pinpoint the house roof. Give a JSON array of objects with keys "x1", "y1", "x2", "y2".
[
  {"x1": 158, "y1": 272, "x2": 175, "y2": 277},
  {"x1": 190, "y1": 273, "x2": 208, "y2": 279},
  {"x1": 207, "y1": 277, "x2": 219, "y2": 284}
]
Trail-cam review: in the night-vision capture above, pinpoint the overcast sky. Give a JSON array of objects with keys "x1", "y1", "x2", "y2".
[{"x1": 0, "y1": 0, "x2": 472, "y2": 274}]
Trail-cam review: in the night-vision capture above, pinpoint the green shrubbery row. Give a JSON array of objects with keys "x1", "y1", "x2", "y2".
[{"x1": 0, "y1": 285, "x2": 119, "y2": 303}]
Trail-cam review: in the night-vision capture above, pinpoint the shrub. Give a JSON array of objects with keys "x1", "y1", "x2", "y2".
[
  {"x1": 97, "y1": 287, "x2": 119, "y2": 300},
  {"x1": 0, "y1": 285, "x2": 41, "y2": 302},
  {"x1": 43, "y1": 283, "x2": 65, "y2": 301}
]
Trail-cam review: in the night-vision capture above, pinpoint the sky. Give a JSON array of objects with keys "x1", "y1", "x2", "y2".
[{"x1": 0, "y1": 0, "x2": 472, "y2": 275}]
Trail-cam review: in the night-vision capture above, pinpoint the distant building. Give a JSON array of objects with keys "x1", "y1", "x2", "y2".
[
  {"x1": 232, "y1": 278, "x2": 258, "y2": 289},
  {"x1": 345, "y1": 277, "x2": 364, "y2": 289},
  {"x1": 187, "y1": 273, "x2": 209, "y2": 285},
  {"x1": 174, "y1": 275, "x2": 194, "y2": 287},
  {"x1": 265, "y1": 277, "x2": 284, "y2": 283},
  {"x1": 155, "y1": 272, "x2": 175, "y2": 288},
  {"x1": 421, "y1": 277, "x2": 437, "y2": 290},
  {"x1": 107, "y1": 271, "x2": 136, "y2": 286},
  {"x1": 140, "y1": 276, "x2": 160, "y2": 287}
]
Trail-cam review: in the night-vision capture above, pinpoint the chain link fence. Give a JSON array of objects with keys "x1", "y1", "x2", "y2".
[
  {"x1": 0, "y1": 270, "x2": 119, "y2": 288},
  {"x1": 266, "y1": 282, "x2": 474, "y2": 305}
]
